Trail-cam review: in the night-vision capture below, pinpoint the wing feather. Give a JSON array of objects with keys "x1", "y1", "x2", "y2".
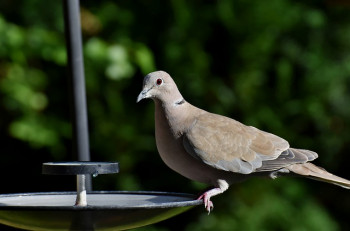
[{"x1": 183, "y1": 112, "x2": 290, "y2": 174}]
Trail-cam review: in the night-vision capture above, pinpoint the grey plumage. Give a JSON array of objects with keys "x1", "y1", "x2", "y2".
[{"x1": 137, "y1": 70, "x2": 350, "y2": 213}]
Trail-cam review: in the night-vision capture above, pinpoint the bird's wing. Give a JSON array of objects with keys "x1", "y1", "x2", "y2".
[{"x1": 183, "y1": 112, "x2": 290, "y2": 174}]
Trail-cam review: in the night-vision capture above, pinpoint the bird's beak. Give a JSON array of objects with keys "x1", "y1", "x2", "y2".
[{"x1": 137, "y1": 88, "x2": 150, "y2": 103}]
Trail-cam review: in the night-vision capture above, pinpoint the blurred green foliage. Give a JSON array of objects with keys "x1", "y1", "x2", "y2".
[{"x1": 0, "y1": 0, "x2": 350, "y2": 230}]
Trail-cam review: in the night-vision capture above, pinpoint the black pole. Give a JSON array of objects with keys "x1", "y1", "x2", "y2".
[{"x1": 63, "y1": 0, "x2": 92, "y2": 191}]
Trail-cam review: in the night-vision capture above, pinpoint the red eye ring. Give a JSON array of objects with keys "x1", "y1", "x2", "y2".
[{"x1": 156, "y1": 78, "x2": 163, "y2": 85}]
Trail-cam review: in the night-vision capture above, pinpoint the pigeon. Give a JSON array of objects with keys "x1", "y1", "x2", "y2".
[{"x1": 137, "y1": 70, "x2": 350, "y2": 213}]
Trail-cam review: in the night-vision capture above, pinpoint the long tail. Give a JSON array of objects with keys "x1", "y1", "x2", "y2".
[{"x1": 286, "y1": 163, "x2": 350, "y2": 189}]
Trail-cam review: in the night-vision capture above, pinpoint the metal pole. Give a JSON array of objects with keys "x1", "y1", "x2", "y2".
[
  {"x1": 63, "y1": 0, "x2": 92, "y2": 191},
  {"x1": 75, "y1": 174, "x2": 87, "y2": 206}
]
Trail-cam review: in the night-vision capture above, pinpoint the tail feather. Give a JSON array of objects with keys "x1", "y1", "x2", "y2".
[{"x1": 287, "y1": 163, "x2": 350, "y2": 189}]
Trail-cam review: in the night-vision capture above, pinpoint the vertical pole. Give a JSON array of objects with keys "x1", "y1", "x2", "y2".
[{"x1": 63, "y1": 0, "x2": 92, "y2": 191}]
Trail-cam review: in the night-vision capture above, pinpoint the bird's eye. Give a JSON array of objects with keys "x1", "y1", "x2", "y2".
[{"x1": 156, "y1": 78, "x2": 163, "y2": 85}]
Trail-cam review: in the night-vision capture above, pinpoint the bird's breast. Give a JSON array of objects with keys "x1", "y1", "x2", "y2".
[{"x1": 154, "y1": 103, "x2": 188, "y2": 170}]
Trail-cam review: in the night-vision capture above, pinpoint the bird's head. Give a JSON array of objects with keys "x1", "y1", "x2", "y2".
[{"x1": 137, "y1": 71, "x2": 183, "y2": 104}]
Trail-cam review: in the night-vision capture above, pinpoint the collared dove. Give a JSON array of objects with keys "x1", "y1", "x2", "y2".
[{"x1": 137, "y1": 70, "x2": 350, "y2": 213}]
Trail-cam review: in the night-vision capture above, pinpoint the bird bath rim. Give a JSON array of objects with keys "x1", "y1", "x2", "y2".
[{"x1": 0, "y1": 191, "x2": 203, "y2": 210}]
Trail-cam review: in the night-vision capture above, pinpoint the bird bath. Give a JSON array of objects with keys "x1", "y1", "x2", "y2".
[
  {"x1": 0, "y1": 192, "x2": 200, "y2": 231},
  {"x1": 0, "y1": 162, "x2": 202, "y2": 230}
]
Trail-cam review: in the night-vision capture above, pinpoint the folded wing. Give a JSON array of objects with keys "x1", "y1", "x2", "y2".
[{"x1": 183, "y1": 112, "x2": 294, "y2": 174}]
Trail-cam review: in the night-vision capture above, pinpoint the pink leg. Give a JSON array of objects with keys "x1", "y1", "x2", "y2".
[{"x1": 197, "y1": 185, "x2": 227, "y2": 214}]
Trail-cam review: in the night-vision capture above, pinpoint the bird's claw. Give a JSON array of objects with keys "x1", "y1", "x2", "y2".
[{"x1": 198, "y1": 193, "x2": 214, "y2": 214}]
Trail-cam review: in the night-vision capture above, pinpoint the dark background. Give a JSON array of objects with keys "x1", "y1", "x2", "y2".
[{"x1": 0, "y1": 0, "x2": 350, "y2": 230}]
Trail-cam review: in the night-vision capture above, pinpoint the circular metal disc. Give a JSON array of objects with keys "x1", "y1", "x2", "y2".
[{"x1": 0, "y1": 191, "x2": 202, "y2": 230}]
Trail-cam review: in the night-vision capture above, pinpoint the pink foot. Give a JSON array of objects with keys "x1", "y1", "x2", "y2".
[
  {"x1": 197, "y1": 192, "x2": 214, "y2": 214},
  {"x1": 196, "y1": 183, "x2": 228, "y2": 214}
]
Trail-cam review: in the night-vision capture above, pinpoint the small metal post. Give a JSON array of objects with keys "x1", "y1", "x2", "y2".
[
  {"x1": 63, "y1": 0, "x2": 92, "y2": 190},
  {"x1": 75, "y1": 174, "x2": 87, "y2": 206}
]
